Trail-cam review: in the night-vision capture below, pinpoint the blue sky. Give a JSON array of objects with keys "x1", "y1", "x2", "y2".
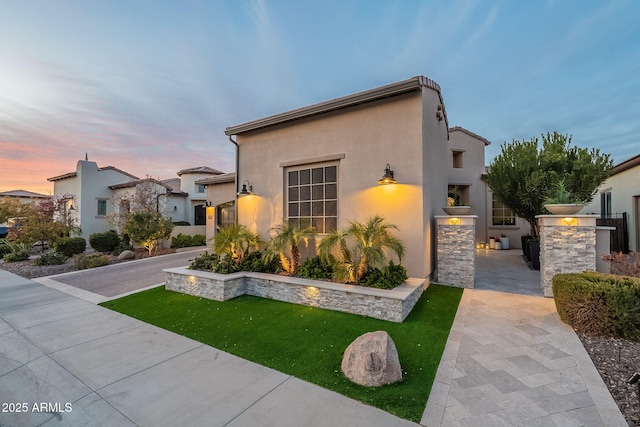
[{"x1": 1, "y1": 0, "x2": 639, "y2": 194}]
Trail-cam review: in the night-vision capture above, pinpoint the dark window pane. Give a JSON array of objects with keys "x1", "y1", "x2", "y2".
[
  {"x1": 312, "y1": 167, "x2": 324, "y2": 183},
  {"x1": 325, "y1": 166, "x2": 337, "y2": 183},
  {"x1": 288, "y1": 187, "x2": 299, "y2": 202},
  {"x1": 300, "y1": 169, "x2": 310, "y2": 185},
  {"x1": 325, "y1": 217, "x2": 337, "y2": 233},
  {"x1": 312, "y1": 217, "x2": 324, "y2": 234},
  {"x1": 312, "y1": 201, "x2": 324, "y2": 216},
  {"x1": 288, "y1": 203, "x2": 299, "y2": 217},
  {"x1": 300, "y1": 202, "x2": 311, "y2": 216},
  {"x1": 300, "y1": 217, "x2": 311, "y2": 229},
  {"x1": 288, "y1": 170, "x2": 299, "y2": 186},
  {"x1": 325, "y1": 183, "x2": 337, "y2": 199},
  {"x1": 325, "y1": 200, "x2": 337, "y2": 216},
  {"x1": 300, "y1": 186, "x2": 311, "y2": 201},
  {"x1": 312, "y1": 185, "x2": 324, "y2": 200}
]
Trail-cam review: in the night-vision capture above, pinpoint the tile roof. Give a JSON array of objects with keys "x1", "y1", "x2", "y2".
[
  {"x1": 449, "y1": 126, "x2": 492, "y2": 146},
  {"x1": 176, "y1": 166, "x2": 225, "y2": 176}
]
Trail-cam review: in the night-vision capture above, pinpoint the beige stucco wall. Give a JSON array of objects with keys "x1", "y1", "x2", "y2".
[
  {"x1": 447, "y1": 129, "x2": 488, "y2": 245},
  {"x1": 235, "y1": 90, "x2": 448, "y2": 279},
  {"x1": 582, "y1": 165, "x2": 640, "y2": 252}
]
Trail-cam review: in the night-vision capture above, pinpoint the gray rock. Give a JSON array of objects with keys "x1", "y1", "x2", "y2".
[
  {"x1": 117, "y1": 250, "x2": 135, "y2": 260},
  {"x1": 341, "y1": 330, "x2": 402, "y2": 386}
]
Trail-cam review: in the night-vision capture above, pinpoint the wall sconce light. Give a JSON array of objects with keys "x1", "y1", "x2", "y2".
[
  {"x1": 436, "y1": 105, "x2": 444, "y2": 121},
  {"x1": 238, "y1": 180, "x2": 253, "y2": 196},
  {"x1": 377, "y1": 164, "x2": 396, "y2": 185},
  {"x1": 68, "y1": 204, "x2": 76, "y2": 211},
  {"x1": 173, "y1": 205, "x2": 178, "y2": 211}
]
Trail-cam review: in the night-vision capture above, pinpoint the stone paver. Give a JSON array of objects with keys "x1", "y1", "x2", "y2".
[{"x1": 422, "y1": 249, "x2": 627, "y2": 427}]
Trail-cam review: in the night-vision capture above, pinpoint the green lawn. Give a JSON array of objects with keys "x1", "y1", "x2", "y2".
[{"x1": 100, "y1": 284, "x2": 462, "y2": 422}]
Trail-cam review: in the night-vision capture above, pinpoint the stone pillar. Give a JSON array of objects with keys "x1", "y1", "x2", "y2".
[
  {"x1": 537, "y1": 215, "x2": 597, "y2": 297},
  {"x1": 436, "y1": 215, "x2": 477, "y2": 288}
]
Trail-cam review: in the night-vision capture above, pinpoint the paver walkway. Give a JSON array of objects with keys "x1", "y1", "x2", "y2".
[{"x1": 422, "y1": 249, "x2": 627, "y2": 426}]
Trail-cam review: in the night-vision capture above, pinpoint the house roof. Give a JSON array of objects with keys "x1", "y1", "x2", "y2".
[
  {"x1": 108, "y1": 177, "x2": 187, "y2": 196},
  {"x1": 611, "y1": 153, "x2": 640, "y2": 176},
  {"x1": 449, "y1": 126, "x2": 492, "y2": 146},
  {"x1": 0, "y1": 189, "x2": 49, "y2": 199},
  {"x1": 225, "y1": 76, "x2": 449, "y2": 136},
  {"x1": 195, "y1": 172, "x2": 236, "y2": 186},
  {"x1": 176, "y1": 166, "x2": 225, "y2": 176},
  {"x1": 47, "y1": 166, "x2": 139, "y2": 182}
]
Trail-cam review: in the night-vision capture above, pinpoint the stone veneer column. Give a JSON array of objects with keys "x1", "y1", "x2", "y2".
[
  {"x1": 537, "y1": 215, "x2": 597, "y2": 297},
  {"x1": 435, "y1": 215, "x2": 477, "y2": 288}
]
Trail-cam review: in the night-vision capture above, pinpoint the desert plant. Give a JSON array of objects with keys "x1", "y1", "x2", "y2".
[
  {"x1": 264, "y1": 221, "x2": 316, "y2": 275},
  {"x1": 213, "y1": 224, "x2": 261, "y2": 263},
  {"x1": 553, "y1": 272, "x2": 640, "y2": 341},
  {"x1": 75, "y1": 253, "x2": 110, "y2": 270},
  {"x1": 544, "y1": 179, "x2": 586, "y2": 205},
  {"x1": 2, "y1": 242, "x2": 30, "y2": 262},
  {"x1": 54, "y1": 237, "x2": 87, "y2": 257},
  {"x1": 0, "y1": 239, "x2": 11, "y2": 258},
  {"x1": 89, "y1": 230, "x2": 121, "y2": 253},
  {"x1": 318, "y1": 215, "x2": 406, "y2": 283},
  {"x1": 33, "y1": 251, "x2": 68, "y2": 266}
]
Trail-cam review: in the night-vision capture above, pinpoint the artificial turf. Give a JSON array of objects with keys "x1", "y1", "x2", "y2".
[{"x1": 100, "y1": 283, "x2": 462, "y2": 422}]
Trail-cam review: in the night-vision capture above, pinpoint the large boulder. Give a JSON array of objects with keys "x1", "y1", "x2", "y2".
[
  {"x1": 341, "y1": 331, "x2": 402, "y2": 386},
  {"x1": 117, "y1": 250, "x2": 135, "y2": 261}
]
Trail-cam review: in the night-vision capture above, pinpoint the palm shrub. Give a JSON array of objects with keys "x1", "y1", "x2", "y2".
[
  {"x1": 318, "y1": 215, "x2": 406, "y2": 284},
  {"x1": 264, "y1": 221, "x2": 316, "y2": 276},
  {"x1": 213, "y1": 224, "x2": 261, "y2": 264}
]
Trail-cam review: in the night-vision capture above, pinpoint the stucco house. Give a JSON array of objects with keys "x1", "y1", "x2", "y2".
[
  {"x1": 221, "y1": 76, "x2": 459, "y2": 279},
  {"x1": 582, "y1": 153, "x2": 640, "y2": 253},
  {"x1": 48, "y1": 159, "x2": 228, "y2": 241}
]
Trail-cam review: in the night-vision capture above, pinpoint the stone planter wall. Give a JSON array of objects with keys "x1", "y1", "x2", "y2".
[
  {"x1": 435, "y1": 215, "x2": 477, "y2": 288},
  {"x1": 164, "y1": 267, "x2": 427, "y2": 323},
  {"x1": 537, "y1": 215, "x2": 597, "y2": 297}
]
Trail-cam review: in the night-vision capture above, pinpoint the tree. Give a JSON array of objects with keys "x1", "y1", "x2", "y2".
[
  {"x1": 485, "y1": 132, "x2": 612, "y2": 237},
  {"x1": 318, "y1": 215, "x2": 406, "y2": 283},
  {"x1": 264, "y1": 221, "x2": 316, "y2": 275},
  {"x1": 107, "y1": 177, "x2": 170, "y2": 231},
  {"x1": 123, "y1": 212, "x2": 173, "y2": 256}
]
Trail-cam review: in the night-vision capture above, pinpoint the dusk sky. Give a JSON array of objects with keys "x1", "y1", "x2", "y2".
[{"x1": 1, "y1": 1, "x2": 639, "y2": 195}]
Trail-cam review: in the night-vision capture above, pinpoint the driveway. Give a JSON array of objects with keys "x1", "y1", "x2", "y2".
[{"x1": 33, "y1": 247, "x2": 206, "y2": 301}]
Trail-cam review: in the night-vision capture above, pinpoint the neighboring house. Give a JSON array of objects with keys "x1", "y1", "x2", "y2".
[
  {"x1": 582, "y1": 153, "x2": 640, "y2": 253},
  {"x1": 0, "y1": 190, "x2": 49, "y2": 237},
  {"x1": 224, "y1": 76, "x2": 451, "y2": 279},
  {"x1": 195, "y1": 172, "x2": 236, "y2": 241},
  {"x1": 48, "y1": 159, "x2": 228, "y2": 242}
]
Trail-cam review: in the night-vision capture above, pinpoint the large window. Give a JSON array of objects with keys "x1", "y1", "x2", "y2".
[
  {"x1": 492, "y1": 194, "x2": 515, "y2": 226},
  {"x1": 287, "y1": 164, "x2": 337, "y2": 233}
]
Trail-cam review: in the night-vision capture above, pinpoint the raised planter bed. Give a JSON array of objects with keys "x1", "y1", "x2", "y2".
[{"x1": 163, "y1": 267, "x2": 427, "y2": 323}]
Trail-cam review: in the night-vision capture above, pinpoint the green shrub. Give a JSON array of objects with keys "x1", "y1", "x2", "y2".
[
  {"x1": 54, "y1": 237, "x2": 86, "y2": 257},
  {"x1": 189, "y1": 252, "x2": 220, "y2": 271},
  {"x1": 172, "y1": 221, "x2": 191, "y2": 226},
  {"x1": 33, "y1": 252, "x2": 67, "y2": 266},
  {"x1": 0, "y1": 241, "x2": 11, "y2": 258},
  {"x1": 89, "y1": 230, "x2": 121, "y2": 253},
  {"x1": 361, "y1": 261, "x2": 408, "y2": 290},
  {"x1": 2, "y1": 242, "x2": 30, "y2": 262},
  {"x1": 297, "y1": 256, "x2": 334, "y2": 280},
  {"x1": 171, "y1": 233, "x2": 207, "y2": 248},
  {"x1": 75, "y1": 253, "x2": 109, "y2": 270},
  {"x1": 553, "y1": 272, "x2": 640, "y2": 341},
  {"x1": 241, "y1": 250, "x2": 279, "y2": 273}
]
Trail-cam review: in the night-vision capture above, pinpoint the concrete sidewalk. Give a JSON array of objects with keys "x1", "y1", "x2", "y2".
[
  {"x1": 0, "y1": 270, "x2": 417, "y2": 427},
  {"x1": 422, "y1": 250, "x2": 627, "y2": 427}
]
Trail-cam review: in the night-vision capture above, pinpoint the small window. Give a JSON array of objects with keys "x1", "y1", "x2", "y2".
[
  {"x1": 97, "y1": 199, "x2": 107, "y2": 216},
  {"x1": 492, "y1": 194, "x2": 515, "y2": 226},
  {"x1": 453, "y1": 151, "x2": 464, "y2": 168},
  {"x1": 196, "y1": 184, "x2": 206, "y2": 193}
]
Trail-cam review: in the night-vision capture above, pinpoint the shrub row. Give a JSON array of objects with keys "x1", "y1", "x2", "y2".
[
  {"x1": 171, "y1": 233, "x2": 207, "y2": 248},
  {"x1": 553, "y1": 272, "x2": 640, "y2": 341},
  {"x1": 189, "y1": 250, "x2": 279, "y2": 275}
]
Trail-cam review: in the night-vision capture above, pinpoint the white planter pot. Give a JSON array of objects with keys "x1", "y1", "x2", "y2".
[
  {"x1": 544, "y1": 204, "x2": 584, "y2": 215},
  {"x1": 500, "y1": 237, "x2": 510, "y2": 250}
]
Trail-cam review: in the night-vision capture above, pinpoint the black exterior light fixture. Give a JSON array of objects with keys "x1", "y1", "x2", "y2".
[
  {"x1": 377, "y1": 164, "x2": 396, "y2": 185},
  {"x1": 237, "y1": 180, "x2": 253, "y2": 196}
]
